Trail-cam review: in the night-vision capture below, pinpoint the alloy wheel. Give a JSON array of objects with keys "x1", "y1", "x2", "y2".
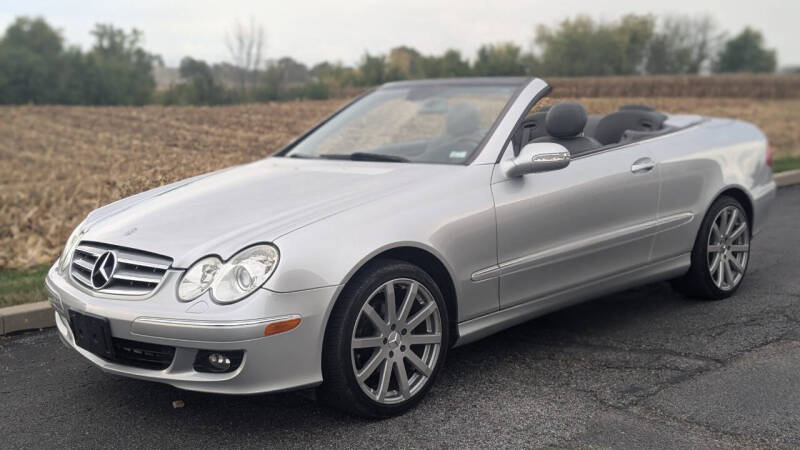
[
  {"x1": 350, "y1": 278, "x2": 442, "y2": 404},
  {"x1": 707, "y1": 205, "x2": 749, "y2": 291}
]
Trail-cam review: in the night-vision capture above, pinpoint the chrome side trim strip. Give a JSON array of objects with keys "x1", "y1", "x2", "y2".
[
  {"x1": 471, "y1": 266, "x2": 501, "y2": 282},
  {"x1": 499, "y1": 219, "x2": 658, "y2": 276},
  {"x1": 131, "y1": 314, "x2": 302, "y2": 343},
  {"x1": 469, "y1": 212, "x2": 694, "y2": 282},
  {"x1": 131, "y1": 314, "x2": 303, "y2": 342},
  {"x1": 134, "y1": 314, "x2": 301, "y2": 329},
  {"x1": 457, "y1": 253, "x2": 691, "y2": 347},
  {"x1": 657, "y1": 212, "x2": 695, "y2": 232},
  {"x1": 498, "y1": 212, "x2": 693, "y2": 276}
]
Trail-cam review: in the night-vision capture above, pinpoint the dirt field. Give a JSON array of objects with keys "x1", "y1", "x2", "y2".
[
  {"x1": 1, "y1": 97, "x2": 798, "y2": 269},
  {"x1": 547, "y1": 74, "x2": 800, "y2": 98}
]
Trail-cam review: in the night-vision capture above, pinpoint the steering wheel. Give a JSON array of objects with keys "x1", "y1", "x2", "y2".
[{"x1": 423, "y1": 135, "x2": 483, "y2": 163}]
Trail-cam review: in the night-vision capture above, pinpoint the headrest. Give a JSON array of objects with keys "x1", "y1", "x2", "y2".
[
  {"x1": 545, "y1": 102, "x2": 588, "y2": 138},
  {"x1": 445, "y1": 102, "x2": 480, "y2": 137},
  {"x1": 594, "y1": 110, "x2": 668, "y2": 145}
]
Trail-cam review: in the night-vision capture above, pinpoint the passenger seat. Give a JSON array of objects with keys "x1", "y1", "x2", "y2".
[
  {"x1": 593, "y1": 109, "x2": 667, "y2": 145},
  {"x1": 531, "y1": 102, "x2": 600, "y2": 155},
  {"x1": 512, "y1": 109, "x2": 549, "y2": 152}
]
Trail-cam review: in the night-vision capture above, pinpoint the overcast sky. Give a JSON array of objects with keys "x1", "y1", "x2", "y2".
[{"x1": 3, "y1": 0, "x2": 798, "y2": 68}]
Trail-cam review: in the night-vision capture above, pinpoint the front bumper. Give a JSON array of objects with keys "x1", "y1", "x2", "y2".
[{"x1": 45, "y1": 264, "x2": 339, "y2": 394}]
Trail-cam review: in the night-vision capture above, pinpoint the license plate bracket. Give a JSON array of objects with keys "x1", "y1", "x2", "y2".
[{"x1": 69, "y1": 310, "x2": 115, "y2": 359}]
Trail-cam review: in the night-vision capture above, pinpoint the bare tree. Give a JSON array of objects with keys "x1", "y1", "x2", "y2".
[{"x1": 225, "y1": 18, "x2": 265, "y2": 92}]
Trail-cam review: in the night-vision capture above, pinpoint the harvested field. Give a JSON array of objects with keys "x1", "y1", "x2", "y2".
[
  {"x1": 547, "y1": 74, "x2": 800, "y2": 98},
  {"x1": 1, "y1": 97, "x2": 798, "y2": 268}
]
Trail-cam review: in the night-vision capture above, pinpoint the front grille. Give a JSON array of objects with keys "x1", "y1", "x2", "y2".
[
  {"x1": 110, "y1": 338, "x2": 175, "y2": 370},
  {"x1": 70, "y1": 241, "x2": 172, "y2": 297}
]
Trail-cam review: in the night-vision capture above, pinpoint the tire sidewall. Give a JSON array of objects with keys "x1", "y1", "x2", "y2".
[
  {"x1": 692, "y1": 196, "x2": 750, "y2": 299},
  {"x1": 323, "y1": 259, "x2": 450, "y2": 418}
]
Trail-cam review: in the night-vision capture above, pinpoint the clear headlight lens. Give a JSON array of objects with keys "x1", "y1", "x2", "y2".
[
  {"x1": 177, "y1": 244, "x2": 279, "y2": 304},
  {"x1": 177, "y1": 256, "x2": 222, "y2": 301},
  {"x1": 57, "y1": 219, "x2": 88, "y2": 274}
]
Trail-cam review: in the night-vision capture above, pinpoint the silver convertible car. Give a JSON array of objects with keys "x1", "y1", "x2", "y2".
[{"x1": 46, "y1": 77, "x2": 775, "y2": 417}]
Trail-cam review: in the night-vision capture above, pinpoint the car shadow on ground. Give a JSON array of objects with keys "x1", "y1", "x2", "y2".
[{"x1": 82, "y1": 281, "x2": 699, "y2": 435}]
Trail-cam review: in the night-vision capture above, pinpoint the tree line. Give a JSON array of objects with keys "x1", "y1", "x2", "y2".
[
  {"x1": 0, "y1": 18, "x2": 159, "y2": 105},
  {"x1": 0, "y1": 14, "x2": 780, "y2": 105}
]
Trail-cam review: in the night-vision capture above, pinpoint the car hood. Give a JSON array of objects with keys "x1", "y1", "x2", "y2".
[{"x1": 83, "y1": 157, "x2": 452, "y2": 268}]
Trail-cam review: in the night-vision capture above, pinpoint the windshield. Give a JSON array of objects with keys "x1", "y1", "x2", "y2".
[{"x1": 283, "y1": 84, "x2": 518, "y2": 164}]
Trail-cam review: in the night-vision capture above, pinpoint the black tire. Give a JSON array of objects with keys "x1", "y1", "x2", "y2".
[
  {"x1": 671, "y1": 195, "x2": 751, "y2": 300},
  {"x1": 317, "y1": 258, "x2": 450, "y2": 418}
]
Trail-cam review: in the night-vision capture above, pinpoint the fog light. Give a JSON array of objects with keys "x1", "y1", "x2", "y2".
[
  {"x1": 208, "y1": 353, "x2": 231, "y2": 371},
  {"x1": 193, "y1": 350, "x2": 244, "y2": 373}
]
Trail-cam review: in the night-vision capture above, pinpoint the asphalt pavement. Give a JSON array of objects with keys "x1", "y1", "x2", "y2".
[{"x1": 2, "y1": 186, "x2": 799, "y2": 449}]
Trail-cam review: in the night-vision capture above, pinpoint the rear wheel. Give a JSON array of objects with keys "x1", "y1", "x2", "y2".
[
  {"x1": 317, "y1": 259, "x2": 449, "y2": 418},
  {"x1": 672, "y1": 195, "x2": 751, "y2": 300}
]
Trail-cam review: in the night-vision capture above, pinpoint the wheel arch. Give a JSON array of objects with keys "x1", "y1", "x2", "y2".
[
  {"x1": 327, "y1": 243, "x2": 459, "y2": 347},
  {"x1": 709, "y1": 185, "x2": 754, "y2": 233}
]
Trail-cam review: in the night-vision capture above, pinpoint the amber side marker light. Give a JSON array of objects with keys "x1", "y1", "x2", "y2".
[{"x1": 264, "y1": 317, "x2": 302, "y2": 336}]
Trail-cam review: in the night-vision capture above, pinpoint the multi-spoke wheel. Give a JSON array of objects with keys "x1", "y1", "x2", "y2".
[
  {"x1": 318, "y1": 259, "x2": 449, "y2": 418},
  {"x1": 351, "y1": 279, "x2": 442, "y2": 404},
  {"x1": 672, "y1": 195, "x2": 751, "y2": 300},
  {"x1": 706, "y1": 205, "x2": 750, "y2": 291}
]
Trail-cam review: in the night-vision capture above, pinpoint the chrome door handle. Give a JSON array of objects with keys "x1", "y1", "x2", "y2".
[{"x1": 631, "y1": 157, "x2": 656, "y2": 174}]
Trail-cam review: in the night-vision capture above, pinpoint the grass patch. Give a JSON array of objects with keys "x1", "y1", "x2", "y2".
[
  {"x1": 774, "y1": 156, "x2": 800, "y2": 173},
  {"x1": 0, "y1": 265, "x2": 50, "y2": 308}
]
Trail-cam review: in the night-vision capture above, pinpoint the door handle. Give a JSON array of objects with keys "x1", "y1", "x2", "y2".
[{"x1": 631, "y1": 157, "x2": 656, "y2": 174}]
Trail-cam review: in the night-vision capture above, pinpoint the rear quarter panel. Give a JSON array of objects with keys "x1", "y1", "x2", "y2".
[{"x1": 650, "y1": 117, "x2": 775, "y2": 262}]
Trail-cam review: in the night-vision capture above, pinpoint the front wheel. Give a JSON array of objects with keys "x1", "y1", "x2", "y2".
[
  {"x1": 317, "y1": 259, "x2": 449, "y2": 418},
  {"x1": 672, "y1": 195, "x2": 751, "y2": 300}
]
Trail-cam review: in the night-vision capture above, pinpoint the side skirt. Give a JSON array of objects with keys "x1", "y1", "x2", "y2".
[{"x1": 454, "y1": 253, "x2": 690, "y2": 347}]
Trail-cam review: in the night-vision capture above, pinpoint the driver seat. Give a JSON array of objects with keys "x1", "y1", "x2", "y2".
[
  {"x1": 425, "y1": 102, "x2": 482, "y2": 163},
  {"x1": 531, "y1": 102, "x2": 600, "y2": 155}
]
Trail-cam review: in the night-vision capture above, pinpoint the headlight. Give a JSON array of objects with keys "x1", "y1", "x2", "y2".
[
  {"x1": 57, "y1": 219, "x2": 88, "y2": 274},
  {"x1": 177, "y1": 256, "x2": 222, "y2": 301},
  {"x1": 177, "y1": 244, "x2": 279, "y2": 304}
]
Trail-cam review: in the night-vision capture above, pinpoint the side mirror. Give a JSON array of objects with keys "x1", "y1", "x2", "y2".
[{"x1": 502, "y1": 142, "x2": 570, "y2": 177}]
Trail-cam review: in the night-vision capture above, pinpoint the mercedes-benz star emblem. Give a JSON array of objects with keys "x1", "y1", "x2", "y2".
[{"x1": 90, "y1": 251, "x2": 118, "y2": 289}]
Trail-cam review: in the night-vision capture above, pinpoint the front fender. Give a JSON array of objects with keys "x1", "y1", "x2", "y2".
[{"x1": 265, "y1": 164, "x2": 500, "y2": 322}]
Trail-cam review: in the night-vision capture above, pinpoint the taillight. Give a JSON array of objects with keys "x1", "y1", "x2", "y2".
[{"x1": 766, "y1": 143, "x2": 773, "y2": 167}]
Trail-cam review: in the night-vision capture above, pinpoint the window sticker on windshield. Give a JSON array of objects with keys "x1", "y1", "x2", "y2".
[{"x1": 449, "y1": 150, "x2": 468, "y2": 159}]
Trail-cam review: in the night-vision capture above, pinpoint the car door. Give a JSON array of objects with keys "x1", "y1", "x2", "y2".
[{"x1": 491, "y1": 144, "x2": 661, "y2": 309}]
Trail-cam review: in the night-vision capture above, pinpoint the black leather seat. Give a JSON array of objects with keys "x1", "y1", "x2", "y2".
[
  {"x1": 512, "y1": 111, "x2": 548, "y2": 152},
  {"x1": 444, "y1": 102, "x2": 480, "y2": 138},
  {"x1": 531, "y1": 102, "x2": 600, "y2": 155},
  {"x1": 593, "y1": 109, "x2": 667, "y2": 145},
  {"x1": 425, "y1": 102, "x2": 484, "y2": 162}
]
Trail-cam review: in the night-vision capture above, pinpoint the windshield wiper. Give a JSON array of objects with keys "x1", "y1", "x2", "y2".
[{"x1": 320, "y1": 152, "x2": 409, "y2": 163}]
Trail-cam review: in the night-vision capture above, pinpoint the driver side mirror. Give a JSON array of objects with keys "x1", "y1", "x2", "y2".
[{"x1": 502, "y1": 142, "x2": 570, "y2": 177}]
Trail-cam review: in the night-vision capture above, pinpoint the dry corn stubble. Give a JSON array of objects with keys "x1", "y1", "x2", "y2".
[{"x1": 1, "y1": 95, "x2": 798, "y2": 269}]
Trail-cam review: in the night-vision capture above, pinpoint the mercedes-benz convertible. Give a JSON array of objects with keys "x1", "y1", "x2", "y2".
[{"x1": 46, "y1": 77, "x2": 775, "y2": 417}]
